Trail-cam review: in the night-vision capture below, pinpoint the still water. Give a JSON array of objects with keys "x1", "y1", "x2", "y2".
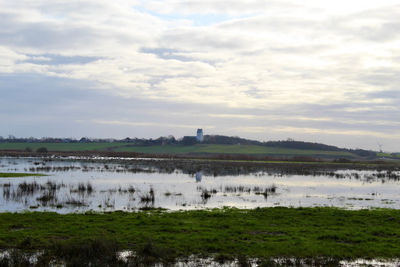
[{"x1": 1, "y1": 157, "x2": 400, "y2": 213}]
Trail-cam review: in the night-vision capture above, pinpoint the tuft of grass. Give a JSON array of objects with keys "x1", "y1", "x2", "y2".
[{"x1": 140, "y1": 188, "x2": 155, "y2": 205}]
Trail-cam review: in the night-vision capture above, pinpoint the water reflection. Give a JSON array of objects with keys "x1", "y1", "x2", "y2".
[
  {"x1": 195, "y1": 171, "x2": 202, "y2": 182},
  {"x1": 0, "y1": 157, "x2": 400, "y2": 213}
]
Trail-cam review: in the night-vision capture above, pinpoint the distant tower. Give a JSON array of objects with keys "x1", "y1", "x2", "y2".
[{"x1": 196, "y1": 129, "x2": 203, "y2": 142}]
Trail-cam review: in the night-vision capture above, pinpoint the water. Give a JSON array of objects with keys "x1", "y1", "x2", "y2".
[{"x1": 1, "y1": 157, "x2": 400, "y2": 213}]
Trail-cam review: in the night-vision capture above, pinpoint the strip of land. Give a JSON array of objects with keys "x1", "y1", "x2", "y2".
[
  {"x1": 1, "y1": 208, "x2": 400, "y2": 260},
  {"x1": 0, "y1": 173, "x2": 46, "y2": 178},
  {"x1": 0, "y1": 142, "x2": 384, "y2": 160}
]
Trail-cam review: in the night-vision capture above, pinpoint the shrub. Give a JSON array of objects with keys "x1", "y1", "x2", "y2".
[{"x1": 36, "y1": 147, "x2": 48, "y2": 153}]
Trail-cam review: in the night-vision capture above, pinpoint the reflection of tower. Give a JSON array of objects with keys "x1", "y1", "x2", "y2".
[
  {"x1": 196, "y1": 129, "x2": 203, "y2": 142},
  {"x1": 377, "y1": 142, "x2": 383, "y2": 153},
  {"x1": 196, "y1": 171, "x2": 203, "y2": 182}
]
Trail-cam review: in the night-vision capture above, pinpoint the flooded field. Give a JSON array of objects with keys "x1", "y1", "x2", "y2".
[{"x1": 1, "y1": 157, "x2": 400, "y2": 213}]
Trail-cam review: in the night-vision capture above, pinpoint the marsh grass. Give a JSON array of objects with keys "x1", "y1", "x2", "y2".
[
  {"x1": 2, "y1": 208, "x2": 400, "y2": 264},
  {"x1": 140, "y1": 188, "x2": 155, "y2": 206},
  {"x1": 36, "y1": 191, "x2": 57, "y2": 206},
  {"x1": 18, "y1": 181, "x2": 40, "y2": 195},
  {"x1": 200, "y1": 190, "x2": 212, "y2": 201},
  {"x1": 70, "y1": 182, "x2": 94, "y2": 195},
  {"x1": 102, "y1": 195, "x2": 115, "y2": 208}
]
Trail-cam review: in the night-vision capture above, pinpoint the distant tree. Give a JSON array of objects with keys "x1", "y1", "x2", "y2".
[
  {"x1": 25, "y1": 147, "x2": 32, "y2": 152},
  {"x1": 36, "y1": 147, "x2": 48, "y2": 153}
]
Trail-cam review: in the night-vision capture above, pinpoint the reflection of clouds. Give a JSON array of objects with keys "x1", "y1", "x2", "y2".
[{"x1": 2, "y1": 158, "x2": 400, "y2": 211}]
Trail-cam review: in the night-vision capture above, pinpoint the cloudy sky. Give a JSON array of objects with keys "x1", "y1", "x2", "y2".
[{"x1": 1, "y1": 0, "x2": 399, "y2": 151}]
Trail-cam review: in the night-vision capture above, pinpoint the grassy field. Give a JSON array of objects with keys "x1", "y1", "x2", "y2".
[
  {"x1": 1, "y1": 207, "x2": 400, "y2": 262},
  {"x1": 377, "y1": 152, "x2": 400, "y2": 158},
  {"x1": 0, "y1": 142, "x2": 357, "y2": 158},
  {"x1": 114, "y1": 144, "x2": 355, "y2": 157},
  {"x1": 0, "y1": 173, "x2": 46, "y2": 178}
]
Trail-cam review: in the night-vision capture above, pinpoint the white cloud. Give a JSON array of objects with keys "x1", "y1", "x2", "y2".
[{"x1": 0, "y1": 0, "x2": 399, "y2": 150}]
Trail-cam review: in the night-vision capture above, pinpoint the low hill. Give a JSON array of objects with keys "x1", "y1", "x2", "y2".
[
  {"x1": 202, "y1": 135, "x2": 376, "y2": 158},
  {"x1": 0, "y1": 142, "x2": 375, "y2": 160},
  {"x1": 0, "y1": 134, "x2": 387, "y2": 160},
  {"x1": 114, "y1": 144, "x2": 358, "y2": 159}
]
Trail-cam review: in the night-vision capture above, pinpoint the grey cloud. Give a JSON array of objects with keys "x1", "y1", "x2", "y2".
[
  {"x1": 0, "y1": 74, "x2": 226, "y2": 138},
  {"x1": 139, "y1": 47, "x2": 220, "y2": 67},
  {"x1": 140, "y1": 48, "x2": 192, "y2": 62},
  {"x1": 366, "y1": 90, "x2": 400, "y2": 100},
  {"x1": 0, "y1": 8, "x2": 151, "y2": 53},
  {"x1": 357, "y1": 22, "x2": 400, "y2": 42},
  {"x1": 0, "y1": 20, "x2": 101, "y2": 50},
  {"x1": 324, "y1": 5, "x2": 400, "y2": 42},
  {"x1": 357, "y1": 69, "x2": 400, "y2": 87},
  {"x1": 1, "y1": 73, "x2": 399, "y2": 150},
  {"x1": 244, "y1": 87, "x2": 264, "y2": 99},
  {"x1": 24, "y1": 54, "x2": 102, "y2": 65}
]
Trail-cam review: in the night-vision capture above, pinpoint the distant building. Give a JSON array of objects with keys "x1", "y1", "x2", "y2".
[{"x1": 196, "y1": 129, "x2": 203, "y2": 142}]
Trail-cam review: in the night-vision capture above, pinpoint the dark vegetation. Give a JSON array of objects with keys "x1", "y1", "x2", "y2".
[
  {"x1": 139, "y1": 188, "x2": 155, "y2": 206},
  {"x1": 35, "y1": 147, "x2": 48, "y2": 153},
  {"x1": 1, "y1": 208, "x2": 400, "y2": 265},
  {"x1": 197, "y1": 185, "x2": 278, "y2": 203}
]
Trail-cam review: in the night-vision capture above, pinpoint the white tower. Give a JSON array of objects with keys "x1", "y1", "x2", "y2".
[{"x1": 196, "y1": 129, "x2": 203, "y2": 142}]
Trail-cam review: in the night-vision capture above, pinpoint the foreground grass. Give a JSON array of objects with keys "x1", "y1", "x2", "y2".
[
  {"x1": 0, "y1": 173, "x2": 45, "y2": 178},
  {"x1": 1, "y1": 207, "x2": 400, "y2": 260}
]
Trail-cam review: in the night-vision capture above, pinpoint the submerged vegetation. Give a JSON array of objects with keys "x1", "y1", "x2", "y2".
[{"x1": 1, "y1": 207, "x2": 400, "y2": 265}]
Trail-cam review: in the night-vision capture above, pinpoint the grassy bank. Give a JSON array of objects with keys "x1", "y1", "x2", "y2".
[
  {"x1": 1, "y1": 208, "x2": 400, "y2": 261},
  {"x1": 0, "y1": 142, "x2": 357, "y2": 158},
  {"x1": 0, "y1": 173, "x2": 45, "y2": 178},
  {"x1": 115, "y1": 144, "x2": 355, "y2": 157}
]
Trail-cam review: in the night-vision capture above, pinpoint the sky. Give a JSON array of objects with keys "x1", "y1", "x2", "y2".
[{"x1": 0, "y1": 0, "x2": 399, "y2": 151}]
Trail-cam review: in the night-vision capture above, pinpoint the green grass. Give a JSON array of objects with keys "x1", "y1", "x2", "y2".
[
  {"x1": 377, "y1": 152, "x2": 400, "y2": 158},
  {"x1": 1, "y1": 207, "x2": 400, "y2": 259},
  {"x1": 115, "y1": 144, "x2": 356, "y2": 157},
  {"x1": 0, "y1": 143, "x2": 355, "y2": 157},
  {"x1": 0, "y1": 173, "x2": 46, "y2": 178},
  {"x1": 0, "y1": 142, "x2": 384, "y2": 160}
]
